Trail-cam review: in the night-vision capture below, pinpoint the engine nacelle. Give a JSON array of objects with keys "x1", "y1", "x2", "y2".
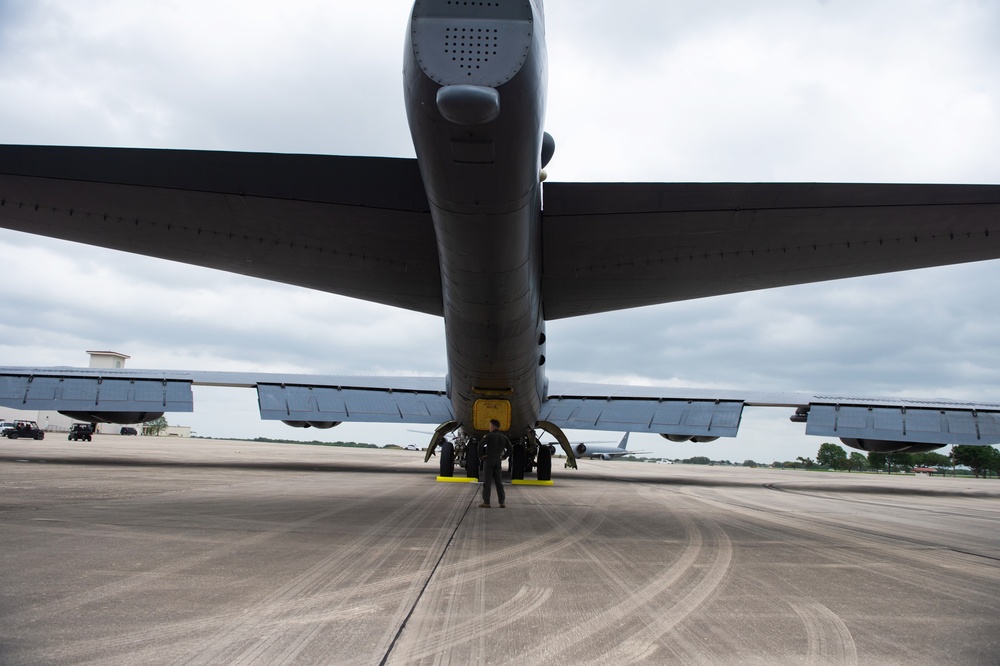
[
  {"x1": 575, "y1": 443, "x2": 588, "y2": 455},
  {"x1": 660, "y1": 434, "x2": 720, "y2": 443},
  {"x1": 282, "y1": 421, "x2": 342, "y2": 429},
  {"x1": 840, "y1": 438, "x2": 945, "y2": 454}
]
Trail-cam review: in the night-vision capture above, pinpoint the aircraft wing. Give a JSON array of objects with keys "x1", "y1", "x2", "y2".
[
  {"x1": 0, "y1": 145, "x2": 442, "y2": 315},
  {"x1": 541, "y1": 182, "x2": 1000, "y2": 318},
  {"x1": 541, "y1": 381, "x2": 1000, "y2": 448},
  {"x1": 0, "y1": 367, "x2": 452, "y2": 426}
]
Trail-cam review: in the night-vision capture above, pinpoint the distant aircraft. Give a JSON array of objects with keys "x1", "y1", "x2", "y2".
[
  {"x1": 570, "y1": 433, "x2": 650, "y2": 461},
  {"x1": 2, "y1": 0, "x2": 1000, "y2": 481}
]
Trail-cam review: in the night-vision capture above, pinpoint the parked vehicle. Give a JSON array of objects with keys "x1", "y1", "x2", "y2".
[
  {"x1": 0, "y1": 421, "x2": 15, "y2": 437},
  {"x1": 68, "y1": 423, "x2": 94, "y2": 442},
  {"x1": 120, "y1": 426, "x2": 138, "y2": 436},
  {"x1": 6, "y1": 420, "x2": 45, "y2": 440}
]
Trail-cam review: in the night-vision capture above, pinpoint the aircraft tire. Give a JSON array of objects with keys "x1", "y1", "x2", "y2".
[
  {"x1": 511, "y1": 444, "x2": 525, "y2": 480},
  {"x1": 464, "y1": 445, "x2": 479, "y2": 480},
  {"x1": 440, "y1": 441, "x2": 454, "y2": 477},
  {"x1": 536, "y1": 443, "x2": 552, "y2": 481}
]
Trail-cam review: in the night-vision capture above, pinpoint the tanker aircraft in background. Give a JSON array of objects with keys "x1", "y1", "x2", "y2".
[
  {"x1": 568, "y1": 433, "x2": 650, "y2": 461},
  {"x1": 2, "y1": 0, "x2": 1000, "y2": 480}
]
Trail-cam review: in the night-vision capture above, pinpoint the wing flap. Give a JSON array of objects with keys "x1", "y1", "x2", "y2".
[
  {"x1": 0, "y1": 145, "x2": 443, "y2": 315},
  {"x1": 257, "y1": 383, "x2": 453, "y2": 424},
  {"x1": 542, "y1": 182, "x2": 1000, "y2": 319},
  {"x1": 804, "y1": 403, "x2": 1000, "y2": 446},
  {"x1": 544, "y1": 380, "x2": 1000, "y2": 446},
  {"x1": 0, "y1": 367, "x2": 451, "y2": 426},
  {"x1": 540, "y1": 393, "x2": 744, "y2": 437},
  {"x1": 0, "y1": 373, "x2": 193, "y2": 413}
]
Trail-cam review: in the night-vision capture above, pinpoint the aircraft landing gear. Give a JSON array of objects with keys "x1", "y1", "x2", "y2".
[
  {"x1": 439, "y1": 440, "x2": 454, "y2": 476},
  {"x1": 536, "y1": 442, "x2": 552, "y2": 481},
  {"x1": 427, "y1": 421, "x2": 569, "y2": 481}
]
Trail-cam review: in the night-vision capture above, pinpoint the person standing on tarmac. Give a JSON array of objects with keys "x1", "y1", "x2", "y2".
[{"x1": 478, "y1": 418, "x2": 512, "y2": 508}]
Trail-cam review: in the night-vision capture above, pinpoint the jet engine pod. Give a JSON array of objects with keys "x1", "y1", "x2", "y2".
[
  {"x1": 660, "y1": 434, "x2": 720, "y2": 443},
  {"x1": 840, "y1": 438, "x2": 945, "y2": 454},
  {"x1": 541, "y1": 131, "x2": 555, "y2": 167},
  {"x1": 282, "y1": 420, "x2": 342, "y2": 429},
  {"x1": 59, "y1": 411, "x2": 163, "y2": 424},
  {"x1": 575, "y1": 443, "x2": 587, "y2": 455}
]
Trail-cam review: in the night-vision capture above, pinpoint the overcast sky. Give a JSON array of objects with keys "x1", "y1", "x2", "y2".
[{"x1": 1, "y1": 0, "x2": 998, "y2": 464}]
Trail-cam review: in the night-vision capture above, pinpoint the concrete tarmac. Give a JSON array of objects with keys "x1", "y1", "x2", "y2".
[{"x1": 1, "y1": 436, "x2": 999, "y2": 665}]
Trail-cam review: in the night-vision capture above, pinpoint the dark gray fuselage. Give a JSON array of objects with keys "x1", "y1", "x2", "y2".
[{"x1": 404, "y1": 0, "x2": 547, "y2": 437}]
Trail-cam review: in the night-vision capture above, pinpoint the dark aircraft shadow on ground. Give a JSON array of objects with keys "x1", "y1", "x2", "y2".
[
  {"x1": 3, "y1": 453, "x2": 998, "y2": 499},
  {"x1": 564, "y1": 467, "x2": 1000, "y2": 499},
  {"x1": 0, "y1": 454, "x2": 434, "y2": 477}
]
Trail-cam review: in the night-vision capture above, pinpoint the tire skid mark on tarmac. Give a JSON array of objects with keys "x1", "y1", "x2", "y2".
[
  {"x1": 24, "y1": 482, "x2": 450, "y2": 665},
  {"x1": 790, "y1": 601, "x2": 859, "y2": 666},
  {"x1": 436, "y1": 485, "x2": 616, "y2": 579},
  {"x1": 693, "y1": 484, "x2": 1000, "y2": 604},
  {"x1": 531, "y1": 488, "x2": 734, "y2": 665},
  {"x1": 73, "y1": 486, "x2": 485, "y2": 664},
  {"x1": 758, "y1": 484, "x2": 1000, "y2": 563},
  {"x1": 763, "y1": 482, "x2": 1000, "y2": 522},
  {"x1": 174, "y1": 484, "x2": 471, "y2": 666},
  {"x1": 388, "y1": 585, "x2": 553, "y2": 662},
  {"x1": 3, "y1": 484, "x2": 399, "y2": 632},
  {"x1": 388, "y1": 486, "x2": 617, "y2": 663},
  {"x1": 585, "y1": 487, "x2": 735, "y2": 666}
]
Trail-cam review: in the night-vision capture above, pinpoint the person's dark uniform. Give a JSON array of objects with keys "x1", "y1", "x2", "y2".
[{"x1": 478, "y1": 419, "x2": 512, "y2": 508}]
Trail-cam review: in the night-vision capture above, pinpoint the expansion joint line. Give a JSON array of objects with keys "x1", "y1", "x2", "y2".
[{"x1": 379, "y1": 485, "x2": 479, "y2": 665}]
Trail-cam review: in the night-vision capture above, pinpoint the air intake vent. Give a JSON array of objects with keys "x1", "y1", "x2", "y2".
[
  {"x1": 411, "y1": 1, "x2": 534, "y2": 87},
  {"x1": 444, "y1": 27, "x2": 499, "y2": 75}
]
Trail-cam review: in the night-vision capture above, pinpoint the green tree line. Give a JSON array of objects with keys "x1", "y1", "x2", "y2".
[{"x1": 814, "y1": 442, "x2": 1000, "y2": 477}]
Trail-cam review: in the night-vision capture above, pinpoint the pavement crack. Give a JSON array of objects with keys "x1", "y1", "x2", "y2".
[{"x1": 379, "y1": 486, "x2": 478, "y2": 666}]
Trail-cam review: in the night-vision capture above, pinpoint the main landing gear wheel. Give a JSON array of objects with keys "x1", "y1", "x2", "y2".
[
  {"x1": 465, "y1": 446, "x2": 480, "y2": 480},
  {"x1": 536, "y1": 442, "x2": 552, "y2": 481},
  {"x1": 439, "y1": 441, "x2": 454, "y2": 477},
  {"x1": 511, "y1": 443, "x2": 526, "y2": 480}
]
